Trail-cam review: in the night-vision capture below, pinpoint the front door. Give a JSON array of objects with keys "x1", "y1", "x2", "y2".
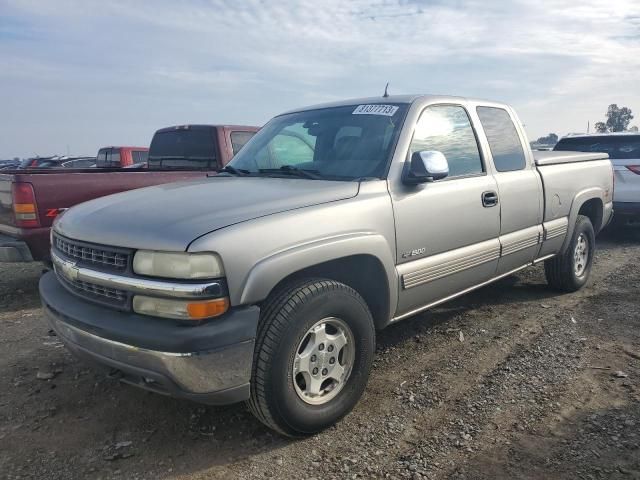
[{"x1": 391, "y1": 104, "x2": 501, "y2": 316}]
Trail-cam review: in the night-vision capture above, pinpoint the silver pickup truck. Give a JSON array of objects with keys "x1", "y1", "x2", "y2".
[{"x1": 40, "y1": 95, "x2": 613, "y2": 436}]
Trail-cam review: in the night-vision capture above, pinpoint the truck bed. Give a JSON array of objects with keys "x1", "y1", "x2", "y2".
[{"x1": 534, "y1": 153, "x2": 614, "y2": 258}]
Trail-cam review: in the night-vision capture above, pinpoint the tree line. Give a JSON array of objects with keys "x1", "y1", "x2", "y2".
[{"x1": 532, "y1": 104, "x2": 638, "y2": 146}]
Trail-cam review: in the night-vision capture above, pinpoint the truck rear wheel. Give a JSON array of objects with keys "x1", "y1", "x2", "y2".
[
  {"x1": 544, "y1": 214, "x2": 595, "y2": 292},
  {"x1": 247, "y1": 278, "x2": 375, "y2": 437}
]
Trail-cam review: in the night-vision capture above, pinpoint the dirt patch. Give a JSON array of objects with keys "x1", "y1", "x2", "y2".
[{"x1": 1, "y1": 228, "x2": 639, "y2": 479}]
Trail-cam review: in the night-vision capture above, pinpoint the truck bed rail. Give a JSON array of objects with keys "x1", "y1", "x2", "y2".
[{"x1": 534, "y1": 151, "x2": 609, "y2": 166}]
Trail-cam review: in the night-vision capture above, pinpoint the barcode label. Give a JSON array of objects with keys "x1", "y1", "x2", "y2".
[{"x1": 352, "y1": 104, "x2": 399, "y2": 116}]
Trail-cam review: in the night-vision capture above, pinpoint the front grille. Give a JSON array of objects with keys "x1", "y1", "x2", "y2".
[
  {"x1": 54, "y1": 234, "x2": 129, "y2": 271},
  {"x1": 59, "y1": 274, "x2": 128, "y2": 307}
]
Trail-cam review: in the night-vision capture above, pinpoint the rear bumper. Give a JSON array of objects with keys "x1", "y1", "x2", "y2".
[
  {"x1": 0, "y1": 233, "x2": 34, "y2": 262},
  {"x1": 39, "y1": 271, "x2": 260, "y2": 405},
  {"x1": 0, "y1": 226, "x2": 50, "y2": 262},
  {"x1": 613, "y1": 201, "x2": 640, "y2": 217}
]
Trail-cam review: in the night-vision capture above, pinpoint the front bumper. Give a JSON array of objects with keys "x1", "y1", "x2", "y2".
[
  {"x1": 0, "y1": 233, "x2": 34, "y2": 262},
  {"x1": 40, "y1": 271, "x2": 260, "y2": 405}
]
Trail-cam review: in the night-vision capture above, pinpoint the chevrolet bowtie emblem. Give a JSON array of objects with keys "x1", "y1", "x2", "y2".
[{"x1": 53, "y1": 254, "x2": 80, "y2": 282}]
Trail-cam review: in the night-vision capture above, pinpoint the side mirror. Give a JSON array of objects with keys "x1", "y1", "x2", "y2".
[{"x1": 402, "y1": 151, "x2": 449, "y2": 185}]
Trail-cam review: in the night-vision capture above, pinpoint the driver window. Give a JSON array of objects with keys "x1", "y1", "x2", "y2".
[{"x1": 410, "y1": 105, "x2": 484, "y2": 178}]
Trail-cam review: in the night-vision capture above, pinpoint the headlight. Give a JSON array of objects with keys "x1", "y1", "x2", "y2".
[
  {"x1": 133, "y1": 251, "x2": 224, "y2": 279},
  {"x1": 133, "y1": 295, "x2": 229, "y2": 321}
]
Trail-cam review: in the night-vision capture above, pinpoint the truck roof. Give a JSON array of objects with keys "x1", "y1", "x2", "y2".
[{"x1": 281, "y1": 94, "x2": 509, "y2": 115}]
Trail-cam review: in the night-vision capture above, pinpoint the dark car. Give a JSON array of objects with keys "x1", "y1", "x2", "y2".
[{"x1": 20, "y1": 156, "x2": 96, "y2": 169}]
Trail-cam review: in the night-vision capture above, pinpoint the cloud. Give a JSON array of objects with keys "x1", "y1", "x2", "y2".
[{"x1": 0, "y1": 0, "x2": 639, "y2": 156}]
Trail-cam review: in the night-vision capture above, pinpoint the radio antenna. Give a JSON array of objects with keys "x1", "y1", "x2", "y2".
[{"x1": 383, "y1": 82, "x2": 389, "y2": 98}]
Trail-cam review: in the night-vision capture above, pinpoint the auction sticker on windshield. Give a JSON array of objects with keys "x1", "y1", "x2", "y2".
[{"x1": 352, "y1": 104, "x2": 399, "y2": 116}]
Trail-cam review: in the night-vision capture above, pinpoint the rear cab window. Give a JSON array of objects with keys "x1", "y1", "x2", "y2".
[
  {"x1": 148, "y1": 126, "x2": 217, "y2": 169},
  {"x1": 132, "y1": 150, "x2": 149, "y2": 163},
  {"x1": 96, "y1": 148, "x2": 121, "y2": 168},
  {"x1": 476, "y1": 107, "x2": 527, "y2": 172}
]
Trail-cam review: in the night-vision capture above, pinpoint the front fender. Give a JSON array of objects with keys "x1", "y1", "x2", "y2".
[{"x1": 238, "y1": 232, "x2": 398, "y2": 315}]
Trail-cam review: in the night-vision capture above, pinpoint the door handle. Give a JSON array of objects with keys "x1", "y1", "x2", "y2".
[{"x1": 482, "y1": 191, "x2": 499, "y2": 207}]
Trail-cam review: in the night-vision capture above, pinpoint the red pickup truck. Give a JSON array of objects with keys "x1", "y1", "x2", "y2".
[
  {"x1": 0, "y1": 124, "x2": 259, "y2": 263},
  {"x1": 95, "y1": 146, "x2": 149, "y2": 168}
]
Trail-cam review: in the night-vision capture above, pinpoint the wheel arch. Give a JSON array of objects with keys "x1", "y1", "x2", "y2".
[
  {"x1": 238, "y1": 234, "x2": 397, "y2": 330},
  {"x1": 561, "y1": 188, "x2": 605, "y2": 253}
]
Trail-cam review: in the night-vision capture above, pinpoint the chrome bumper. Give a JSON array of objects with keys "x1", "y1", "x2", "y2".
[
  {"x1": 40, "y1": 271, "x2": 259, "y2": 405},
  {"x1": 45, "y1": 306, "x2": 253, "y2": 396}
]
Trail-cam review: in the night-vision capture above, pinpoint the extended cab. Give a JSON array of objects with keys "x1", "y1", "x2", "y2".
[
  {"x1": 40, "y1": 96, "x2": 613, "y2": 436},
  {"x1": 0, "y1": 125, "x2": 258, "y2": 262}
]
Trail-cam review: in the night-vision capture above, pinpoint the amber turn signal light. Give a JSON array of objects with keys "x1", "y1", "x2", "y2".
[{"x1": 187, "y1": 298, "x2": 229, "y2": 320}]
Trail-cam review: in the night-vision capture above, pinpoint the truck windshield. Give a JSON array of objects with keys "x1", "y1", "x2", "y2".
[
  {"x1": 148, "y1": 127, "x2": 217, "y2": 169},
  {"x1": 554, "y1": 135, "x2": 640, "y2": 160},
  {"x1": 227, "y1": 104, "x2": 408, "y2": 180}
]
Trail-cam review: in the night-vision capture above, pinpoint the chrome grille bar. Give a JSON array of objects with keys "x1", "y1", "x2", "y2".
[
  {"x1": 51, "y1": 251, "x2": 224, "y2": 299},
  {"x1": 53, "y1": 233, "x2": 129, "y2": 270}
]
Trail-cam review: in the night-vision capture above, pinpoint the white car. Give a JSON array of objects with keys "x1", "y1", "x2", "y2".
[{"x1": 555, "y1": 132, "x2": 640, "y2": 225}]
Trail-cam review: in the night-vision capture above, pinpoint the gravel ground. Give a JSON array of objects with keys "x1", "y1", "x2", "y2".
[{"x1": 1, "y1": 228, "x2": 639, "y2": 480}]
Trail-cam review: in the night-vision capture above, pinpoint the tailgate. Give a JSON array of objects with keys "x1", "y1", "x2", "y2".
[{"x1": 0, "y1": 174, "x2": 17, "y2": 228}]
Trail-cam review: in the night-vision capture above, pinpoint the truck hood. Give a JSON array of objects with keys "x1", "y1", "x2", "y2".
[{"x1": 55, "y1": 176, "x2": 359, "y2": 251}]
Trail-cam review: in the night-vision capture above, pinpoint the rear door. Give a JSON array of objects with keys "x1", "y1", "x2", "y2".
[{"x1": 475, "y1": 105, "x2": 543, "y2": 274}]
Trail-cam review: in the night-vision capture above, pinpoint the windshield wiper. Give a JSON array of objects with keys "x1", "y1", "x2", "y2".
[
  {"x1": 258, "y1": 165, "x2": 323, "y2": 180},
  {"x1": 218, "y1": 165, "x2": 251, "y2": 176}
]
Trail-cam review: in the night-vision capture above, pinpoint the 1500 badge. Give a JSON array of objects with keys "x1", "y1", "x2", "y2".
[{"x1": 402, "y1": 247, "x2": 426, "y2": 259}]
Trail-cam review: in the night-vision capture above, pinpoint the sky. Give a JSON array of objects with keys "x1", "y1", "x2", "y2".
[{"x1": 1, "y1": 0, "x2": 639, "y2": 158}]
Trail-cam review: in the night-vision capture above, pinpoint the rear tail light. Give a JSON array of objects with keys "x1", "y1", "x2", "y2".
[
  {"x1": 12, "y1": 182, "x2": 40, "y2": 228},
  {"x1": 626, "y1": 165, "x2": 640, "y2": 175}
]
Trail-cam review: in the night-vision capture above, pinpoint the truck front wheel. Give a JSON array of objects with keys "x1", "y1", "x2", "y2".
[
  {"x1": 544, "y1": 214, "x2": 595, "y2": 292},
  {"x1": 247, "y1": 278, "x2": 375, "y2": 436}
]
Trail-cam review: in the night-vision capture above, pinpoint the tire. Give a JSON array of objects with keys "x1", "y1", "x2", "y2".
[
  {"x1": 544, "y1": 215, "x2": 595, "y2": 292},
  {"x1": 247, "y1": 278, "x2": 375, "y2": 437}
]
